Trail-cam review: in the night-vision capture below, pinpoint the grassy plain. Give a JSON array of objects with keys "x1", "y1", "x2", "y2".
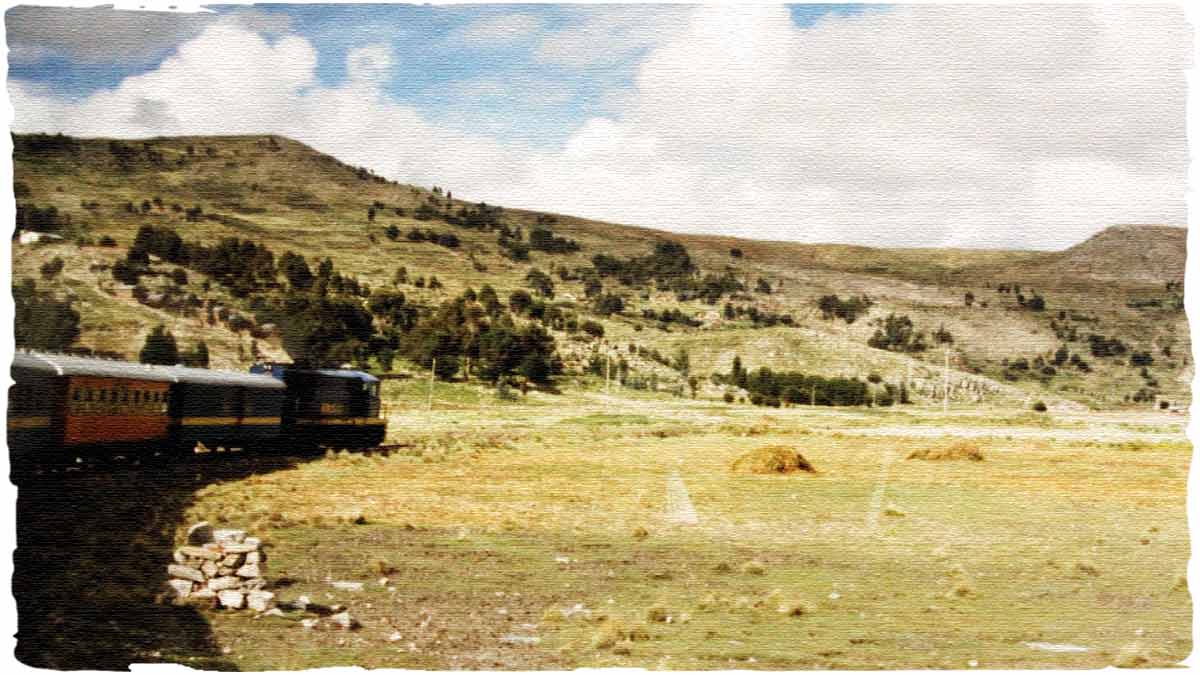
[{"x1": 168, "y1": 379, "x2": 1192, "y2": 670}]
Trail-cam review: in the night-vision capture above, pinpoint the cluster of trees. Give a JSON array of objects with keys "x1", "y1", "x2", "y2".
[
  {"x1": 390, "y1": 289, "x2": 563, "y2": 383},
  {"x1": 14, "y1": 132, "x2": 81, "y2": 155},
  {"x1": 817, "y1": 294, "x2": 874, "y2": 324},
  {"x1": 722, "y1": 303, "x2": 795, "y2": 328},
  {"x1": 498, "y1": 232, "x2": 531, "y2": 262},
  {"x1": 643, "y1": 307, "x2": 701, "y2": 328},
  {"x1": 689, "y1": 271, "x2": 744, "y2": 305},
  {"x1": 528, "y1": 216, "x2": 580, "y2": 254},
  {"x1": 122, "y1": 224, "x2": 375, "y2": 300},
  {"x1": 16, "y1": 204, "x2": 71, "y2": 234},
  {"x1": 867, "y1": 314, "x2": 929, "y2": 353},
  {"x1": 109, "y1": 140, "x2": 167, "y2": 171},
  {"x1": 1002, "y1": 344, "x2": 1092, "y2": 381},
  {"x1": 396, "y1": 227, "x2": 460, "y2": 249},
  {"x1": 119, "y1": 225, "x2": 279, "y2": 298},
  {"x1": 720, "y1": 357, "x2": 882, "y2": 407},
  {"x1": 1087, "y1": 333, "x2": 1128, "y2": 358},
  {"x1": 592, "y1": 241, "x2": 696, "y2": 290},
  {"x1": 525, "y1": 268, "x2": 555, "y2": 298},
  {"x1": 13, "y1": 278, "x2": 80, "y2": 351}
]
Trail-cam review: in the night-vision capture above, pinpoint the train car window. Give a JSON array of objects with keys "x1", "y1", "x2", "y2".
[
  {"x1": 73, "y1": 389, "x2": 81, "y2": 401},
  {"x1": 133, "y1": 391, "x2": 141, "y2": 403},
  {"x1": 122, "y1": 391, "x2": 129, "y2": 403},
  {"x1": 100, "y1": 390, "x2": 108, "y2": 402}
]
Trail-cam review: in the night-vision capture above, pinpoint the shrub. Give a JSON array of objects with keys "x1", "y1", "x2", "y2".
[
  {"x1": 139, "y1": 325, "x2": 179, "y2": 365},
  {"x1": 39, "y1": 257, "x2": 64, "y2": 279},
  {"x1": 1032, "y1": 400, "x2": 1048, "y2": 412}
]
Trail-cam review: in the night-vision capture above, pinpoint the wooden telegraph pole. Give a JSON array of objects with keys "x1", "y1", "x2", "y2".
[
  {"x1": 428, "y1": 357, "x2": 436, "y2": 411},
  {"x1": 942, "y1": 346, "x2": 949, "y2": 414}
]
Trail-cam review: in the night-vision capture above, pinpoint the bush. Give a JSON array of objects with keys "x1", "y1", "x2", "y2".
[
  {"x1": 13, "y1": 278, "x2": 80, "y2": 351},
  {"x1": 1032, "y1": 400, "x2": 1048, "y2": 412},
  {"x1": 98, "y1": 235, "x2": 117, "y2": 247},
  {"x1": 39, "y1": 257, "x2": 64, "y2": 279},
  {"x1": 581, "y1": 320, "x2": 605, "y2": 338},
  {"x1": 139, "y1": 324, "x2": 179, "y2": 365}
]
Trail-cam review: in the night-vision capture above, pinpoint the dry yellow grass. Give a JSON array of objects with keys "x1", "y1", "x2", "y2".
[
  {"x1": 730, "y1": 445, "x2": 817, "y2": 474},
  {"x1": 906, "y1": 440, "x2": 985, "y2": 462}
]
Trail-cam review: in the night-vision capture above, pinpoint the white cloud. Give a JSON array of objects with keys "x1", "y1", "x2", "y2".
[
  {"x1": 497, "y1": 4, "x2": 1189, "y2": 249},
  {"x1": 8, "y1": 5, "x2": 1191, "y2": 250},
  {"x1": 533, "y1": 7, "x2": 687, "y2": 69},
  {"x1": 448, "y1": 13, "x2": 542, "y2": 45},
  {"x1": 4, "y1": 6, "x2": 287, "y2": 65}
]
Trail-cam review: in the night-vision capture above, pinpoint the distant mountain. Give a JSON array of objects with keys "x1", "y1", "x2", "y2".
[{"x1": 1051, "y1": 225, "x2": 1186, "y2": 285}]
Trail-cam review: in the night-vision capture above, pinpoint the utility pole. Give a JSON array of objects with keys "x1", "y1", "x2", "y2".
[
  {"x1": 428, "y1": 357, "x2": 436, "y2": 411},
  {"x1": 942, "y1": 346, "x2": 949, "y2": 414},
  {"x1": 605, "y1": 350, "x2": 611, "y2": 394}
]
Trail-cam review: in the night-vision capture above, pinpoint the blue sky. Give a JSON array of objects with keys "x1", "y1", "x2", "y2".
[
  {"x1": 8, "y1": 4, "x2": 872, "y2": 148},
  {"x1": 5, "y1": 4, "x2": 1188, "y2": 249}
]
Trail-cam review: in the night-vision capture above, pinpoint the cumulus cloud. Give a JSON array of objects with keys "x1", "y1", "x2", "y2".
[
  {"x1": 5, "y1": 5, "x2": 289, "y2": 65},
  {"x1": 448, "y1": 13, "x2": 543, "y2": 45},
  {"x1": 533, "y1": 6, "x2": 688, "y2": 69},
  {"x1": 505, "y1": 4, "x2": 1191, "y2": 249},
  {"x1": 8, "y1": 5, "x2": 1191, "y2": 249}
]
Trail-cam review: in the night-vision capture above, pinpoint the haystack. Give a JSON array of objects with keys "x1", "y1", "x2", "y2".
[
  {"x1": 906, "y1": 441, "x2": 984, "y2": 462},
  {"x1": 730, "y1": 446, "x2": 817, "y2": 474}
]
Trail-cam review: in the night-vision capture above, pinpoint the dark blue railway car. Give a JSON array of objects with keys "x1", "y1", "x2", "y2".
[
  {"x1": 169, "y1": 367, "x2": 286, "y2": 450},
  {"x1": 8, "y1": 352, "x2": 69, "y2": 462},
  {"x1": 252, "y1": 364, "x2": 385, "y2": 448}
]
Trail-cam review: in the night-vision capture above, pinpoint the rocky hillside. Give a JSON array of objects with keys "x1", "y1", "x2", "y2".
[{"x1": 11, "y1": 133, "x2": 1190, "y2": 410}]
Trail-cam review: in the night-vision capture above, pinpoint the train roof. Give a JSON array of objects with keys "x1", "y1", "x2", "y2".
[
  {"x1": 306, "y1": 369, "x2": 380, "y2": 383},
  {"x1": 12, "y1": 351, "x2": 286, "y2": 389},
  {"x1": 251, "y1": 363, "x2": 379, "y2": 383}
]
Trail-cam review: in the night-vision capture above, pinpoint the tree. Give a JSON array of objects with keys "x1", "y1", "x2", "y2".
[
  {"x1": 39, "y1": 257, "x2": 64, "y2": 279},
  {"x1": 730, "y1": 248, "x2": 743, "y2": 259},
  {"x1": 139, "y1": 325, "x2": 180, "y2": 365},
  {"x1": 13, "y1": 278, "x2": 80, "y2": 351},
  {"x1": 1053, "y1": 345, "x2": 1069, "y2": 366},
  {"x1": 171, "y1": 268, "x2": 189, "y2": 286},
  {"x1": 526, "y1": 268, "x2": 555, "y2": 298},
  {"x1": 509, "y1": 290, "x2": 533, "y2": 315},
  {"x1": 182, "y1": 341, "x2": 210, "y2": 368},
  {"x1": 964, "y1": 291, "x2": 975, "y2": 307},
  {"x1": 593, "y1": 293, "x2": 624, "y2": 316},
  {"x1": 581, "y1": 320, "x2": 605, "y2": 339},
  {"x1": 281, "y1": 251, "x2": 314, "y2": 290},
  {"x1": 673, "y1": 347, "x2": 691, "y2": 376}
]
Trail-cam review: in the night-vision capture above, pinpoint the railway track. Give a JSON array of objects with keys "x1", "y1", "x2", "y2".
[{"x1": 12, "y1": 441, "x2": 413, "y2": 481}]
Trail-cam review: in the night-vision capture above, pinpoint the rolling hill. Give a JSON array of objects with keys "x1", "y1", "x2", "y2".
[{"x1": 10, "y1": 133, "x2": 1190, "y2": 410}]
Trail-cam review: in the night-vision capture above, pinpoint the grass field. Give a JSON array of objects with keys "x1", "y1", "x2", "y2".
[{"x1": 148, "y1": 380, "x2": 1193, "y2": 670}]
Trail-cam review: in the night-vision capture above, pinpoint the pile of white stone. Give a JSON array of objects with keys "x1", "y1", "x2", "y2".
[{"x1": 165, "y1": 522, "x2": 276, "y2": 612}]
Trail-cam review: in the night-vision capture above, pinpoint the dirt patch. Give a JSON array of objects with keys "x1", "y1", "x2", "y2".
[
  {"x1": 906, "y1": 441, "x2": 984, "y2": 462},
  {"x1": 730, "y1": 446, "x2": 817, "y2": 475}
]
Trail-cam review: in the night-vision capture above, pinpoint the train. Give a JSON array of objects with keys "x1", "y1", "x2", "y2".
[{"x1": 7, "y1": 351, "x2": 386, "y2": 467}]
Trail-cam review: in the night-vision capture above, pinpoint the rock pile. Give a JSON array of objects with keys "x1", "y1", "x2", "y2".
[{"x1": 164, "y1": 522, "x2": 275, "y2": 612}]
